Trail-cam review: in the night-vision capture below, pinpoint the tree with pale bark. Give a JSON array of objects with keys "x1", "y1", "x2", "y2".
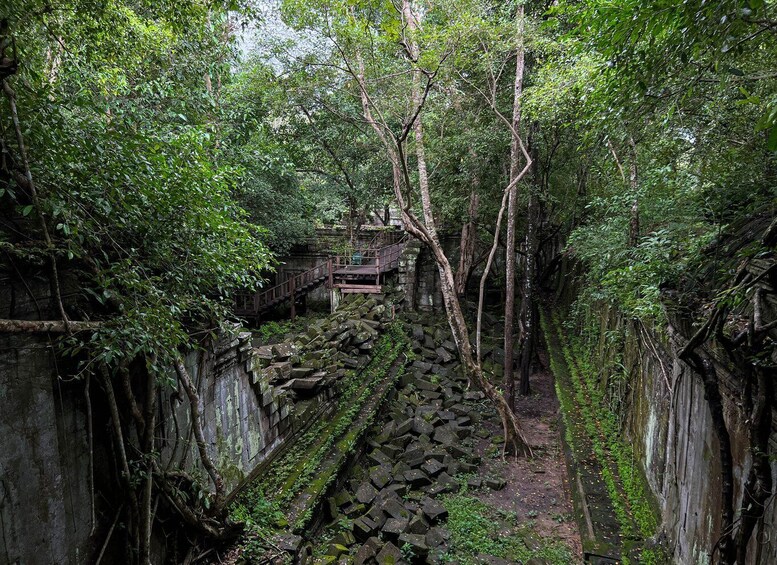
[{"x1": 277, "y1": 0, "x2": 536, "y2": 454}]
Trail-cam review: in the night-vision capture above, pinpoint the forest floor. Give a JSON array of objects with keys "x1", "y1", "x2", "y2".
[{"x1": 474, "y1": 351, "x2": 582, "y2": 561}]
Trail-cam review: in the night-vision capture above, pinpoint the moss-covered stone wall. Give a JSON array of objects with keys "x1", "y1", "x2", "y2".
[{"x1": 577, "y1": 302, "x2": 777, "y2": 564}]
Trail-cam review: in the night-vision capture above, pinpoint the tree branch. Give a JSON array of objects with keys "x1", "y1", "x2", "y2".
[{"x1": 2, "y1": 78, "x2": 70, "y2": 332}]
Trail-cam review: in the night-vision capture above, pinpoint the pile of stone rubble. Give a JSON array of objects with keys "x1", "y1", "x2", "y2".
[
  {"x1": 252, "y1": 295, "x2": 394, "y2": 398},
  {"x1": 301, "y1": 319, "x2": 507, "y2": 565}
]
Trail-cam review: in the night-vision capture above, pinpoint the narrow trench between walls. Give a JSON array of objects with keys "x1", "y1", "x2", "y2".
[{"x1": 540, "y1": 309, "x2": 663, "y2": 565}]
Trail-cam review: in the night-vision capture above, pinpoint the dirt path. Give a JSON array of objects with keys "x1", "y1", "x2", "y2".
[{"x1": 475, "y1": 350, "x2": 582, "y2": 561}]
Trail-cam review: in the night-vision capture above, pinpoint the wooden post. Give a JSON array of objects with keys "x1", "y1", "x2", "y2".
[
  {"x1": 328, "y1": 258, "x2": 333, "y2": 289},
  {"x1": 290, "y1": 274, "x2": 296, "y2": 320}
]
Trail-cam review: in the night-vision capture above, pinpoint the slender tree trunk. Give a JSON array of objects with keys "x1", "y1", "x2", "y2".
[
  {"x1": 403, "y1": 3, "x2": 436, "y2": 242},
  {"x1": 518, "y1": 214, "x2": 537, "y2": 396},
  {"x1": 404, "y1": 0, "x2": 531, "y2": 454},
  {"x1": 2, "y1": 79, "x2": 70, "y2": 331},
  {"x1": 477, "y1": 185, "x2": 510, "y2": 363},
  {"x1": 351, "y1": 3, "x2": 531, "y2": 455},
  {"x1": 734, "y1": 366, "x2": 773, "y2": 564},
  {"x1": 456, "y1": 189, "x2": 479, "y2": 297},
  {"x1": 138, "y1": 364, "x2": 157, "y2": 565},
  {"x1": 426, "y1": 231, "x2": 532, "y2": 457},
  {"x1": 99, "y1": 366, "x2": 140, "y2": 561},
  {"x1": 175, "y1": 356, "x2": 225, "y2": 514},
  {"x1": 348, "y1": 196, "x2": 357, "y2": 245},
  {"x1": 504, "y1": 4, "x2": 526, "y2": 408},
  {"x1": 732, "y1": 289, "x2": 774, "y2": 563},
  {"x1": 628, "y1": 136, "x2": 639, "y2": 247}
]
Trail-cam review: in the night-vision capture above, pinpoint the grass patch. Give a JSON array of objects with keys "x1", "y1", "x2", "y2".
[
  {"x1": 543, "y1": 310, "x2": 663, "y2": 563},
  {"x1": 440, "y1": 492, "x2": 573, "y2": 565},
  {"x1": 254, "y1": 319, "x2": 302, "y2": 344}
]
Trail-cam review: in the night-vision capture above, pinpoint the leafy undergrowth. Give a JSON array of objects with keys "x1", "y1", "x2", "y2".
[
  {"x1": 253, "y1": 316, "x2": 314, "y2": 344},
  {"x1": 441, "y1": 486, "x2": 574, "y2": 565}
]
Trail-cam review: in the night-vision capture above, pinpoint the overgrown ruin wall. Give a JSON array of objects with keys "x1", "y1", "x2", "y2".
[
  {"x1": 1, "y1": 233, "x2": 470, "y2": 564},
  {"x1": 0, "y1": 278, "x2": 398, "y2": 564},
  {"x1": 0, "y1": 278, "x2": 93, "y2": 565},
  {"x1": 158, "y1": 331, "x2": 296, "y2": 493},
  {"x1": 591, "y1": 304, "x2": 777, "y2": 564},
  {"x1": 160, "y1": 295, "x2": 393, "y2": 491}
]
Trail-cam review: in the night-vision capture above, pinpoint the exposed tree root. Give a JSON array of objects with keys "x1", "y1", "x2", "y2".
[{"x1": 175, "y1": 356, "x2": 226, "y2": 515}]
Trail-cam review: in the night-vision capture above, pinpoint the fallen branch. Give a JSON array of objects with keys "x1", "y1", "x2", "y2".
[{"x1": 0, "y1": 318, "x2": 101, "y2": 333}]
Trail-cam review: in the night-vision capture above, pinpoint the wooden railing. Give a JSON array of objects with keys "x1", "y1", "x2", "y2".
[
  {"x1": 235, "y1": 234, "x2": 408, "y2": 318},
  {"x1": 235, "y1": 260, "x2": 331, "y2": 317},
  {"x1": 365, "y1": 228, "x2": 405, "y2": 250},
  {"x1": 333, "y1": 236, "x2": 407, "y2": 272},
  {"x1": 377, "y1": 240, "x2": 406, "y2": 271}
]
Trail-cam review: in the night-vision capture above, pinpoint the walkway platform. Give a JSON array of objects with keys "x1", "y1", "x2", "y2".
[{"x1": 234, "y1": 235, "x2": 407, "y2": 320}]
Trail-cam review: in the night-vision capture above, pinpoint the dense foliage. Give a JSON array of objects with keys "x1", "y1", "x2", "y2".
[
  {"x1": 1, "y1": 2, "x2": 295, "y2": 562},
  {"x1": 1, "y1": 1, "x2": 282, "y2": 365},
  {"x1": 551, "y1": 0, "x2": 777, "y2": 321},
  {"x1": 4, "y1": 0, "x2": 774, "y2": 366}
]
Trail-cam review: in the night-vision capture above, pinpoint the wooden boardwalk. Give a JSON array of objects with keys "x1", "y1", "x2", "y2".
[{"x1": 234, "y1": 236, "x2": 406, "y2": 320}]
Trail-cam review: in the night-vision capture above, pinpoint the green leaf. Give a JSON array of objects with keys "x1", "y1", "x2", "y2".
[
  {"x1": 767, "y1": 127, "x2": 777, "y2": 152},
  {"x1": 22, "y1": 205, "x2": 34, "y2": 217}
]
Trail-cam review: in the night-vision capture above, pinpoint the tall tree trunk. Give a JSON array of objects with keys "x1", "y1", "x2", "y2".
[
  {"x1": 504, "y1": 4, "x2": 526, "y2": 409},
  {"x1": 456, "y1": 189, "x2": 479, "y2": 297},
  {"x1": 518, "y1": 123, "x2": 539, "y2": 396},
  {"x1": 404, "y1": 0, "x2": 531, "y2": 454},
  {"x1": 138, "y1": 363, "x2": 157, "y2": 565},
  {"x1": 519, "y1": 128, "x2": 540, "y2": 395},
  {"x1": 348, "y1": 196, "x2": 357, "y2": 245},
  {"x1": 734, "y1": 366, "x2": 773, "y2": 564},
  {"x1": 351, "y1": 2, "x2": 531, "y2": 455}
]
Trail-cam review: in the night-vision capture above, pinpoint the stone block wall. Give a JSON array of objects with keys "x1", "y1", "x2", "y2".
[
  {"x1": 397, "y1": 239, "x2": 421, "y2": 310},
  {"x1": 157, "y1": 330, "x2": 297, "y2": 493},
  {"x1": 0, "y1": 272, "x2": 399, "y2": 565},
  {"x1": 0, "y1": 278, "x2": 93, "y2": 565},
  {"x1": 590, "y1": 303, "x2": 777, "y2": 564},
  {"x1": 396, "y1": 234, "x2": 460, "y2": 313},
  {"x1": 158, "y1": 293, "x2": 399, "y2": 496}
]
